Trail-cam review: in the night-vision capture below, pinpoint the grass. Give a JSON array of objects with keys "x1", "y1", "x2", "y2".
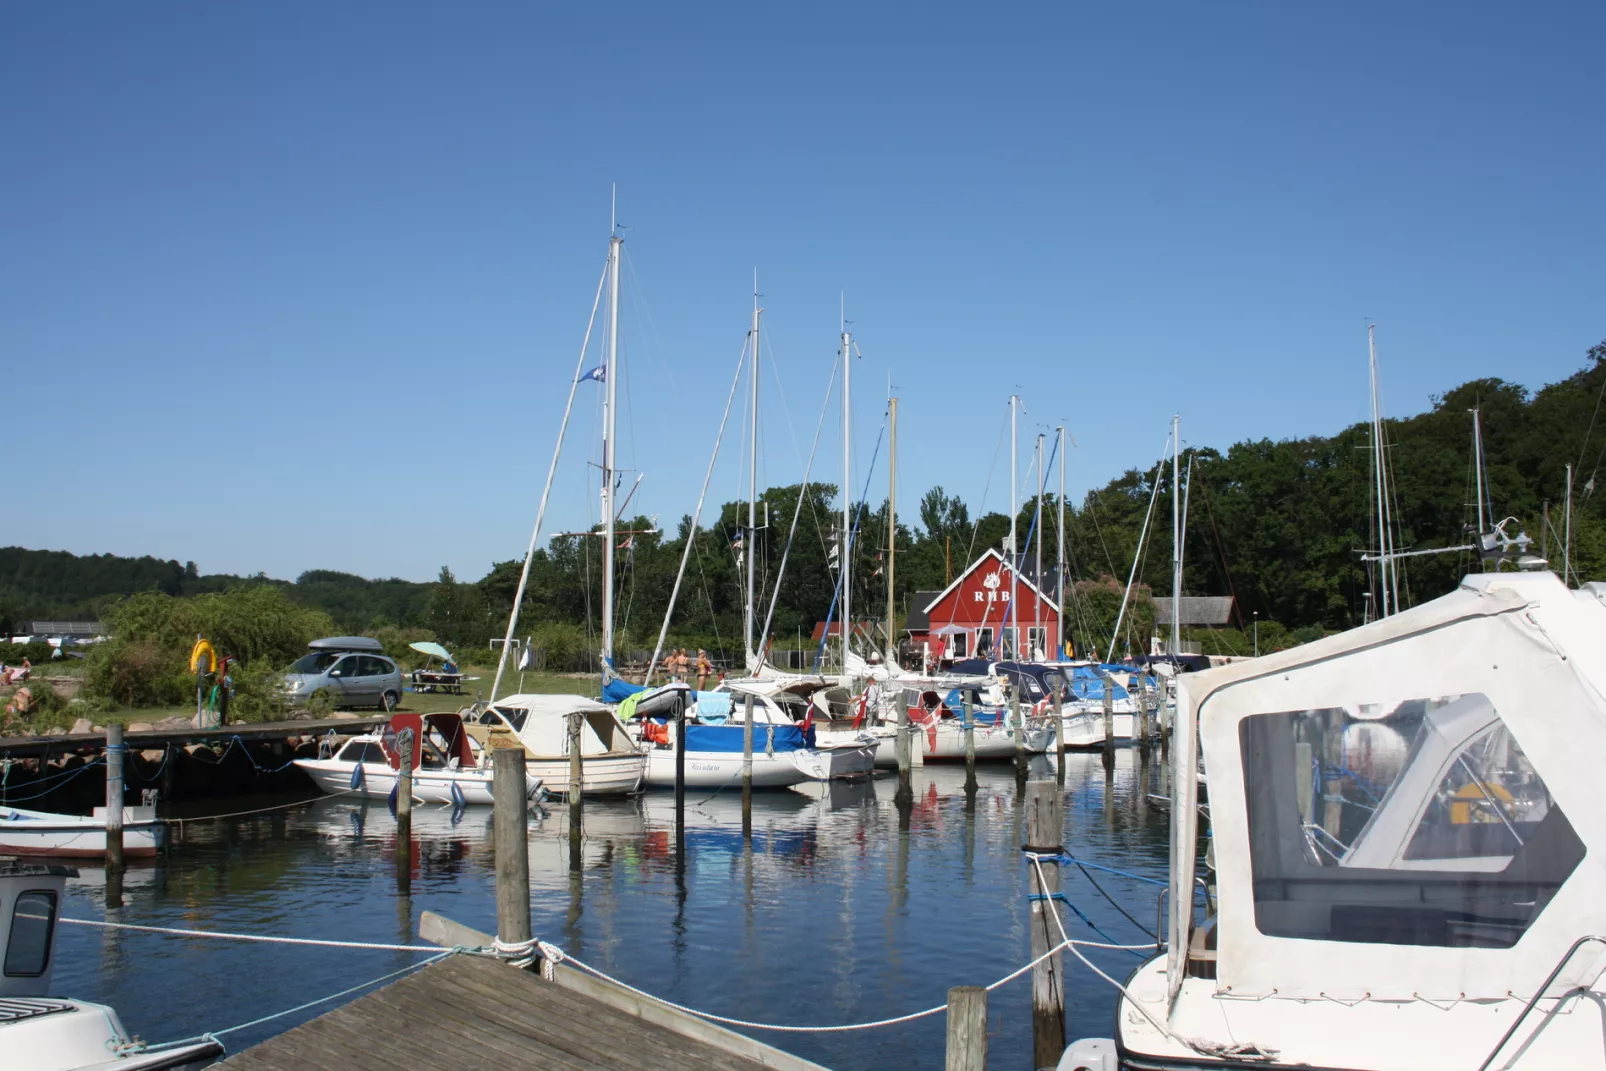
[{"x1": 402, "y1": 665, "x2": 601, "y2": 713}]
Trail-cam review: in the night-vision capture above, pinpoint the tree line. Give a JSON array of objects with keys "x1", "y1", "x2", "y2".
[{"x1": 6, "y1": 338, "x2": 1603, "y2": 667}]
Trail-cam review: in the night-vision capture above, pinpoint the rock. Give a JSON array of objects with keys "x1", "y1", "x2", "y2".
[
  {"x1": 70, "y1": 718, "x2": 93, "y2": 735},
  {"x1": 138, "y1": 749, "x2": 166, "y2": 763},
  {"x1": 154, "y1": 717, "x2": 191, "y2": 730},
  {"x1": 330, "y1": 711, "x2": 360, "y2": 721},
  {"x1": 44, "y1": 726, "x2": 66, "y2": 737},
  {"x1": 127, "y1": 722, "x2": 154, "y2": 733}
]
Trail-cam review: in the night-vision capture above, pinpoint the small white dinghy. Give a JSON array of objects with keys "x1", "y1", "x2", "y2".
[
  {"x1": 0, "y1": 804, "x2": 166, "y2": 859},
  {"x1": 1, "y1": 861, "x2": 223, "y2": 1070}
]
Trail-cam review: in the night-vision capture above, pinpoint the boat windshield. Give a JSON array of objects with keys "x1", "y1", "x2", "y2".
[
  {"x1": 336, "y1": 740, "x2": 388, "y2": 765},
  {"x1": 288, "y1": 652, "x2": 341, "y2": 674},
  {"x1": 1240, "y1": 693, "x2": 1584, "y2": 948},
  {"x1": 483, "y1": 707, "x2": 528, "y2": 732}
]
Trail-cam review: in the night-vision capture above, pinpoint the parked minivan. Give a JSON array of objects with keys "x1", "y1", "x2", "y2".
[{"x1": 283, "y1": 636, "x2": 405, "y2": 711}]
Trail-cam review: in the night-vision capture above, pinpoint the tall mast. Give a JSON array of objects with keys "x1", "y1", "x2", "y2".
[
  {"x1": 841, "y1": 321, "x2": 852, "y2": 672},
  {"x1": 886, "y1": 396, "x2": 898, "y2": 663},
  {"x1": 1471, "y1": 407, "x2": 1487, "y2": 564},
  {"x1": 1170, "y1": 414, "x2": 1182, "y2": 657},
  {"x1": 744, "y1": 280, "x2": 761, "y2": 668},
  {"x1": 600, "y1": 233, "x2": 622, "y2": 664},
  {"x1": 1034, "y1": 432, "x2": 1044, "y2": 658},
  {"x1": 1056, "y1": 425, "x2": 1067, "y2": 660},
  {"x1": 1368, "y1": 324, "x2": 1393, "y2": 617},
  {"x1": 1009, "y1": 395, "x2": 1018, "y2": 659},
  {"x1": 1565, "y1": 463, "x2": 1574, "y2": 587}
]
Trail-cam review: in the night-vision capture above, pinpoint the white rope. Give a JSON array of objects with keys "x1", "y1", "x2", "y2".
[
  {"x1": 57, "y1": 916, "x2": 448, "y2": 954},
  {"x1": 554, "y1": 934, "x2": 1148, "y2": 1034},
  {"x1": 1027, "y1": 855, "x2": 1279, "y2": 1063}
]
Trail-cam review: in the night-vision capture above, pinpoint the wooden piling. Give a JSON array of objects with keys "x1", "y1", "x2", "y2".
[
  {"x1": 1102, "y1": 680, "x2": 1115, "y2": 753},
  {"x1": 105, "y1": 723, "x2": 124, "y2": 870},
  {"x1": 944, "y1": 986, "x2": 987, "y2": 1071},
  {"x1": 1053, "y1": 690, "x2": 1066, "y2": 785},
  {"x1": 493, "y1": 747, "x2": 532, "y2": 946},
  {"x1": 568, "y1": 710, "x2": 585, "y2": 818},
  {"x1": 396, "y1": 729, "x2": 414, "y2": 821},
  {"x1": 676, "y1": 694, "x2": 688, "y2": 861},
  {"x1": 1024, "y1": 779, "x2": 1066, "y2": 1069},
  {"x1": 962, "y1": 690, "x2": 977, "y2": 794},
  {"x1": 1011, "y1": 684, "x2": 1027, "y2": 783}
]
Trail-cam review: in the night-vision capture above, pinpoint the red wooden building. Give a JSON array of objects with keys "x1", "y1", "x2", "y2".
[{"x1": 906, "y1": 548, "x2": 1062, "y2": 663}]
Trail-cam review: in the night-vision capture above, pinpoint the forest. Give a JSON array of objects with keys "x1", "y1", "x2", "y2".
[{"x1": 5, "y1": 338, "x2": 1603, "y2": 666}]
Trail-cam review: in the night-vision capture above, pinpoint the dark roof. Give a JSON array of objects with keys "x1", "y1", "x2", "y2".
[{"x1": 905, "y1": 592, "x2": 942, "y2": 632}]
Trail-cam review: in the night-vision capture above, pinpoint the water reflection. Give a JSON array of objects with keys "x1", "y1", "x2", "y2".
[{"x1": 52, "y1": 752, "x2": 1173, "y2": 1071}]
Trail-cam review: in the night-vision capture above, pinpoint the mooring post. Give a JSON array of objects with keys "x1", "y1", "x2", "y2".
[
  {"x1": 1011, "y1": 684, "x2": 1028, "y2": 784},
  {"x1": 962, "y1": 690, "x2": 977, "y2": 795},
  {"x1": 1102, "y1": 678, "x2": 1115, "y2": 756},
  {"x1": 1025, "y1": 779, "x2": 1066, "y2": 1069},
  {"x1": 675, "y1": 694, "x2": 688, "y2": 863},
  {"x1": 105, "y1": 723, "x2": 125, "y2": 870},
  {"x1": 944, "y1": 985, "x2": 988, "y2": 1071},
  {"x1": 396, "y1": 728, "x2": 413, "y2": 891},
  {"x1": 1053, "y1": 689, "x2": 1066, "y2": 786},
  {"x1": 493, "y1": 747, "x2": 532, "y2": 945},
  {"x1": 567, "y1": 710, "x2": 584, "y2": 817},
  {"x1": 742, "y1": 693, "x2": 754, "y2": 833},
  {"x1": 895, "y1": 688, "x2": 913, "y2": 807}
]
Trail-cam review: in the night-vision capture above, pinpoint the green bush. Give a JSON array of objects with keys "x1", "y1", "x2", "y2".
[
  {"x1": 369, "y1": 626, "x2": 442, "y2": 670},
  {"x1": 2, "y1": 641, "x2": 58, "y2": 666},
  {"x1": 83, "y1": 586, "x2": 336, "y2": 712}
]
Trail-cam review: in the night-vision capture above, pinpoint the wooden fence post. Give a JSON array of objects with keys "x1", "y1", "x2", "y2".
[
  {"x1": 1025, "y1": 779, "x2": 1066, "y2": 1069},
  {"x1": 945, "y1": 985, "x2": 987, "y2": 1071},
  {"x1": 105, "y1": 723, "x2": 124, "y2": 869},
  {"x1": 493, "y1": 747, "x2": 532, "y2": 946}
]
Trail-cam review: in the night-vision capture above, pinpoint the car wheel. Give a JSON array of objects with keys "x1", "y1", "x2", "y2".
[{"x1": 379, "y1": 690, "x2": 399, "y2": 712}]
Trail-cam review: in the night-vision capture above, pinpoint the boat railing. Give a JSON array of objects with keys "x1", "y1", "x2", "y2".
[
  {"x1": 1154, "y1": 875, "x2": 1216, "y2": 956},
  {"x1": 1477, "y1": 934, "x2": 1606, "y2": 1071}
]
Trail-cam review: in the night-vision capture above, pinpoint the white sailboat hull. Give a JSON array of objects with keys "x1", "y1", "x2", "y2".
[
  {"x1": 871, "y1": 723, "x2": 1023, "y2": 764},
  {"x1": 643, "y1": 748, "x2": 813, "y2": 789},
  {"x1": 788, "y1": 738, "x2": 879, "y2": 781}
]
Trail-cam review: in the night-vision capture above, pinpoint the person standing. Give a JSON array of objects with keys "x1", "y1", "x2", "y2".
[{"x1": 695, "y1": 649, "x2": 711, "y2": 691}]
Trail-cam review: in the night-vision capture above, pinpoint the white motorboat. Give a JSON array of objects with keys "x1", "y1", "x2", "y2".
[
  {"x1": 1, "y1": 861, "x2": 224, "y2": 1070},
  {"x1": 0, "y1": 804, "x2": 165, "y2": 859},
  {"x1": 1062, "y1": 572, "x2": 1606, "y2": 1071},
  {"x1": 294, "y1": 712, "x2": 543, "y2": 805},
  {"x1": 465, "y1": 694, "x2": 647, "y2": 797}
]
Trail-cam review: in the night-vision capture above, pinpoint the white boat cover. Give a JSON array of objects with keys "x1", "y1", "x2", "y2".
[{"x1": 1174, "y1": 572, "x2": 1606, "y2": 1003}]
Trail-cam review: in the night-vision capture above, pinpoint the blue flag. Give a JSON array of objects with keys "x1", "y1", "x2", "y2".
[{"x1": 581, "y1": 365, "x2": 606, "y2": 383}]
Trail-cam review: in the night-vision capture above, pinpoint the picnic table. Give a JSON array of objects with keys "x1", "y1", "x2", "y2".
[{"x1": 411, "y1": 670, "x2": 475, "y2": 695}]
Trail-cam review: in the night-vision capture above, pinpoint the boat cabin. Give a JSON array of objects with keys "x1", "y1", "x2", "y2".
[
  {"x1": 0, "y1": 862, "x2": 68, "y2": 999},
  {"x1": 1141, "y1": 572, "x2": 1606, "y2": 1069},
  {"x1": 470, "y1": 693, "x2": 638, "y2": 759}
]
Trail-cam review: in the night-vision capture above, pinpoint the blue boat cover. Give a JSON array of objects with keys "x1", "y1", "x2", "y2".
[
  {"x1": 684, "y1": 723, "x2": 815, "y2": 753},
  {"x1": 602, "y1": 676, "x2": 646, "y2": 703}
]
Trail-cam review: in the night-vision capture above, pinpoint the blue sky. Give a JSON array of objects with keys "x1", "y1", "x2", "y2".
[{"x1": 4, "y1": 3, "x2": 1602, "y2": 582}]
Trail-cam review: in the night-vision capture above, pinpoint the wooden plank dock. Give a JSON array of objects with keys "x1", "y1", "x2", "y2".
[
  {"x1": 0, "y1": 716, "x2": 389, "y2": 759},
  {"x1": 216, "y1": 952, "x2": 829, "y2": 1071}
]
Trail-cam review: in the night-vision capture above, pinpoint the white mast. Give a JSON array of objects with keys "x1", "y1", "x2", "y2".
[
  {"x1": 1009, "y1": 395, "x2": 1018, "y2": 659},
  {"x1": 841, "y1": 319, "x2": 852, "y2": 672},
  {"x1": 1034, "y1": 432, "x2": 1044, "y2": 659},
  {"x1": 1170, "y1": 414, "x2": 1182, "y2": 658},
  {"x1": 600, "y1": 232, "x2": 622, "y2": 665},
  {"x1": 744, "y1": 280, "x2": 762, "y2": 669},
  {"x1": 1565, "y1": 463, "x2": 1575, "y2": 587},
  {"x1": 1368, "y1": 324, "x2": 1396, "y2": 617},
  {"x1": 886, "y1": 396, "x2": 898, "y2": 664},
  {"x1": 1056, "y1": 425, "x2": 1067, "y2": 660}
]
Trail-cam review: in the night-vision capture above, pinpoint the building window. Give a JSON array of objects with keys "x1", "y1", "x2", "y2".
[
  {"x1": 975, "y1": 627, "x2": 994, "y2": 658},
  {"x1": 1026, "y1": 627, "x2": 1047, "y2": 661},
  {"x1": 1240, "y1": 694, "x2": 1584, "y2": 948},
  {"x1": 945, "y1": 632, "x2": 968, "y2": 659}
]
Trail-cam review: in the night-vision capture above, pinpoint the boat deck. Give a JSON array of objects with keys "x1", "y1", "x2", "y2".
[{"x1": 217, "y1": 952, "x2": 826, "y2": 1071}]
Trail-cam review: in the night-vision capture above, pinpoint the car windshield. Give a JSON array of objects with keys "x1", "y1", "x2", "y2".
[{"x1": 288, "y1": 652, "x2": 341, "y2": 674}]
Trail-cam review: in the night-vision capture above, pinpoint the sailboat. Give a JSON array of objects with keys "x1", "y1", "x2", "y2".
[{"x1": 481, "y1": 219, "x2": 649, "y2": 794}]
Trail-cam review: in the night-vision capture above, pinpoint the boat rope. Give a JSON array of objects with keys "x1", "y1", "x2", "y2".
[
  {"x1": 1027, "y1": 854, "x2": 1280, "y2": 1062},
  {"x1": 547, "y1": 933, "x2": 1150, "y2": 1033},
  {"x1": 1028, "y1": 850, "x2": 1164, "y2": 940},
  {"x1": 0, "y1": 758, "x2": 107, "y2": 802},
  {"x1": 120, "y1": 952, "x2": 454, "y2": 1056},
  {"x1": 57, "y1": 916, "x2": 451, "y2": 953}
]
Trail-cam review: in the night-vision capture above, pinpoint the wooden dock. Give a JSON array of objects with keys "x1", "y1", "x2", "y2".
[
  {"x1": 216, "y1": 951, "x2": 829, "y2": 1071},
  {"x1": 0, "y1": 716, "x2": 389, "y2": 759}
]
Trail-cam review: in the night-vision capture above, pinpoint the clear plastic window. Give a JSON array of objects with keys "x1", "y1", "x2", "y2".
[
  {"x1": 1241, "y1": 695, "x2": 1584, "y2": 948},
  {"x1": 4, "y1": 890, "x2": 56, "y2": 977}
]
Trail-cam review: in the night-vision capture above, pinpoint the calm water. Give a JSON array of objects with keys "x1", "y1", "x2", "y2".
[{"x1": 54, "y1": 751, "x2": 1173, "y2": 1071}]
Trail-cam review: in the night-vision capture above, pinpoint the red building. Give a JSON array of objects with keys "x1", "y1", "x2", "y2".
[{"x1": 906, "y1": 548, "x2": 1062, "y2": 663}]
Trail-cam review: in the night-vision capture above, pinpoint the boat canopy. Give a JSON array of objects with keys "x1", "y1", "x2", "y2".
[
  {"x1": 485, "y1": 693, "x2": 631, "y2": 757},
  {"x1": 1177, "y1": 572, "x2": 1606, "y2": 1004},
  {"x1": 684, "y1": 723, "x2": 815, "y2": 753}
]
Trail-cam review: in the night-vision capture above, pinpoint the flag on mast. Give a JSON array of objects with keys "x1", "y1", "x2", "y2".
[{"x1": 581, "y1": 366, "x2": 606, "y2": 383}]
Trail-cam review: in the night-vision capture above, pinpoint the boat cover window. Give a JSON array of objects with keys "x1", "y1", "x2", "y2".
[
  {"x1": 337, "y1": 741, "x2": 388, "y2": 765},
  {"x1": 1241, "y1": 695, "x2": 1584, "y2": 948},
  {"x1": 4, "y1": 889, "x2": 56, "y2": 977},
  {"x1": 485, "y1": 707, "x2": 528, "y2": 732}
]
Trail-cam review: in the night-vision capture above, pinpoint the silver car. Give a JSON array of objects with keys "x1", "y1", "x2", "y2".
[{"x1": 283, "y1": 640, "x2": 404, "y2": 711}]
